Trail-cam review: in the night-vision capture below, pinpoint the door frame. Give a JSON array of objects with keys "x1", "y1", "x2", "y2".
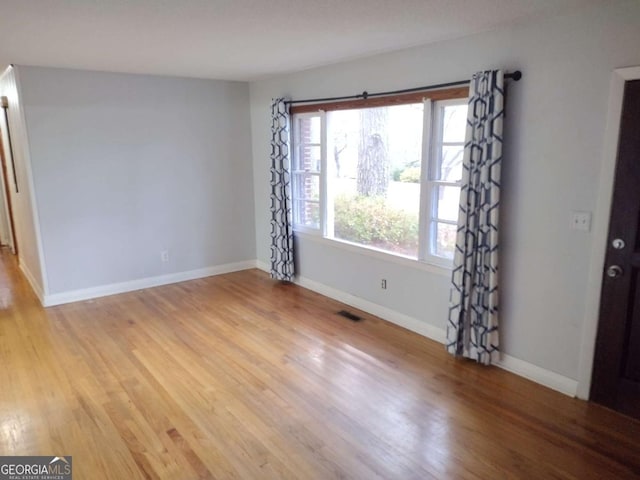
[
  {"x1": 577, "y1": 66, "x2": 640, "y2": 399},
  {"x1": 0, "y1": 125, "x2": 17, "y2": 253}
]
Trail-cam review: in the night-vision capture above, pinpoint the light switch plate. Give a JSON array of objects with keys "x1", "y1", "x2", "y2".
[{"x1": 571, "y1": 211, "x2": 591, "y2": 232}]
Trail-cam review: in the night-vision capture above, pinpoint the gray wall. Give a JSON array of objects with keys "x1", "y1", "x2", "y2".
[
  {"x1": 249, "y1": 1, "x2": 640, "y2": 380},
  {"x1": 19, "y1": 66, "x2": 256, "y2": 294}
]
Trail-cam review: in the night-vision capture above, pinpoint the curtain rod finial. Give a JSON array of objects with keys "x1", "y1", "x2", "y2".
[{"x1": 511, "y1": 70, "x2": 522, "y2": 81}]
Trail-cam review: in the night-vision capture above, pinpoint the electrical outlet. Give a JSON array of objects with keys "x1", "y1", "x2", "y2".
[
  {"x1": 160, "y1": 250, "x2": 169, "y2": 262},
  {"x1": 570, "y1": 211, "x2": 591, "y2": 232},
  {"x1": 381, "y1": 279, "x2": 387, "y2": 289}
]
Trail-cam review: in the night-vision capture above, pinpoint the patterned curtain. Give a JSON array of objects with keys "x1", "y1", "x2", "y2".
[
  {"x1": 447, "y1": 70, "x2": 504, "y2": 365},
  {"x1": 270, "y1": 98, "x2": 295, "y2": 281}
]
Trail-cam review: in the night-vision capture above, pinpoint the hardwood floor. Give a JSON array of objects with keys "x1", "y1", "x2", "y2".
[{"x1": 0, "y1": 250, "x2": 639, "y2": 479}]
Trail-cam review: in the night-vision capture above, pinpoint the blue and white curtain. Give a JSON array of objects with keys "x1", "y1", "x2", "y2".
[
  {"x1": 270, "y1": 98, "x2": 295, "y2": 281},
  {"x1": 447, "y1": 70, "x2": 504, "y2": 365}
]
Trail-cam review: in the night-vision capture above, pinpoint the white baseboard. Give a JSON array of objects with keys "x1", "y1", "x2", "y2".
[
  {"x1": 292, "y1": 271, "x2": 578, "y2": 398},
  {"x1": 19, "y1": 260, "x2": 44, "y2": 304},
  {"x1": 43, "y1": 260, "x2": 257, "y2": 307},
  {"x1": 497, "y1": 354, "x2": 578, "y2": 397},
  {"x1": 295, "y1": 274, "x2": 447, "y2": 344}
]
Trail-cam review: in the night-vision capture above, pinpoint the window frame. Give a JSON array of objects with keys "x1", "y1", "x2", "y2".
[
  {"x1": 422, "y1": 97, "x2": 468, "y2": 266},
  {"x1": 290, "y1": 111, "x2": 325, "y2": 234},
  {"x1": 290, "y1": 87, "x2": 468, "y2": 268}
]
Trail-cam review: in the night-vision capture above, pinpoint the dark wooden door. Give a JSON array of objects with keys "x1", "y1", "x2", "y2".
[{"x1": 591, "y1": 79, "x2": 640, "y2": 419}]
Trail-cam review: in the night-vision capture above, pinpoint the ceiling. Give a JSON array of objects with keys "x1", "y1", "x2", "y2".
[{"x1": 0, "y1": 0, "x2": 610, "y2": 81}]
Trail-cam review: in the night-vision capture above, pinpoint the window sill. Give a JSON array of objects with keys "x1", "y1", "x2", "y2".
[{"x1": 293, "y1": 230, "x2": 452, "y2": 278}]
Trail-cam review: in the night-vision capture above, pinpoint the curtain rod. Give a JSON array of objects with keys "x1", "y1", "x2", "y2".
[{"x1": 285, "y1": 70, "x2": 522, "y2": 105}]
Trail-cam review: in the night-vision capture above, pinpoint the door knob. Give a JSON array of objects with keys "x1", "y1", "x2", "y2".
[
  {"x1": 606, "y1": 265, "x2": 623, "y2": 278},
  {"x1": 612, "y1": 238, "x2": 625, "y2": 250}
]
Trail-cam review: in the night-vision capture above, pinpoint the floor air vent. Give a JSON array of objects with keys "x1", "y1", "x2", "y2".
[{"x1": 337, "y1": 310, "x2": 361, "y2": 322}]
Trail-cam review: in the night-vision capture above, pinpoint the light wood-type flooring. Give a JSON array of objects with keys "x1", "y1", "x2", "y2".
[{"x1": 0, "y1": 249, "x2": 639, "y2": 479}]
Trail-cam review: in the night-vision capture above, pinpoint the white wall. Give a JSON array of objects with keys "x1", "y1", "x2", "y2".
[
  {"x1": 0, "y1": 67, "x2": 46, "y2": 294},
  {"x1": 250, "y1": 1, "x2": 640, "y2": 382},
  {"x1": 18, "y1": 66, "x2": 256, "y2": 296}
]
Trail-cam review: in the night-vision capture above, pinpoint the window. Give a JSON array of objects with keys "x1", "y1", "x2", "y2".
[
  {"x1": 292, "y1": 114, "x2": 322, "y2": 229},
  {"x1": 426, "y1": 100, "x2": 467, "y2": 261},
  {"x1": 291, "y1": 89, "x2": 468, "y2": 266}
]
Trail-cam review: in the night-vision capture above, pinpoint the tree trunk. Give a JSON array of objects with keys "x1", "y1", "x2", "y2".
[{"x1": 357, "y1": 108, "x2": 389, "y2": 197}]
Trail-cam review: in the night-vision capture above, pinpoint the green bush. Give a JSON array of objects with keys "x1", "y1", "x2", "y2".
[
  {"x1": 333, "y1": 194, "x2": 418, "y2": 253},
  {"x1": 399, "y1": 167, "x2": 421, "y2": 183}
]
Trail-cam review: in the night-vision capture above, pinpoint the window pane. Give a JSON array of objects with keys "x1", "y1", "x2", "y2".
[
  {"x1": 332, "y1": 192, "x2": 419, "y2": 257},
  {"x1": 434, "y1": 185, "x2": 460, "y2": 222},
  {"x1": 294, "y1": 200, "x2": 319, "y2": 229},
  {"x1": 326, "y1": 104, "x2": 422, "y2": 258},
  {"x1": 296, "y1": 116, "x2": 321, "y2": 144},
  {"x1": 439, "y1": 146, "x2": 464, "y2": 182},
  {"x1": 442, "y1": 104, "x2": 468, "y2": 143},
  {"x1": 293, "y1": 174, "x2": 319, "y2": 201},
  {"x1": 434, "y1": 222, "x2": 457, "y2": 259},
  {"x1": 295, "y1": 145, "x2": 321, "y2": 172}
]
